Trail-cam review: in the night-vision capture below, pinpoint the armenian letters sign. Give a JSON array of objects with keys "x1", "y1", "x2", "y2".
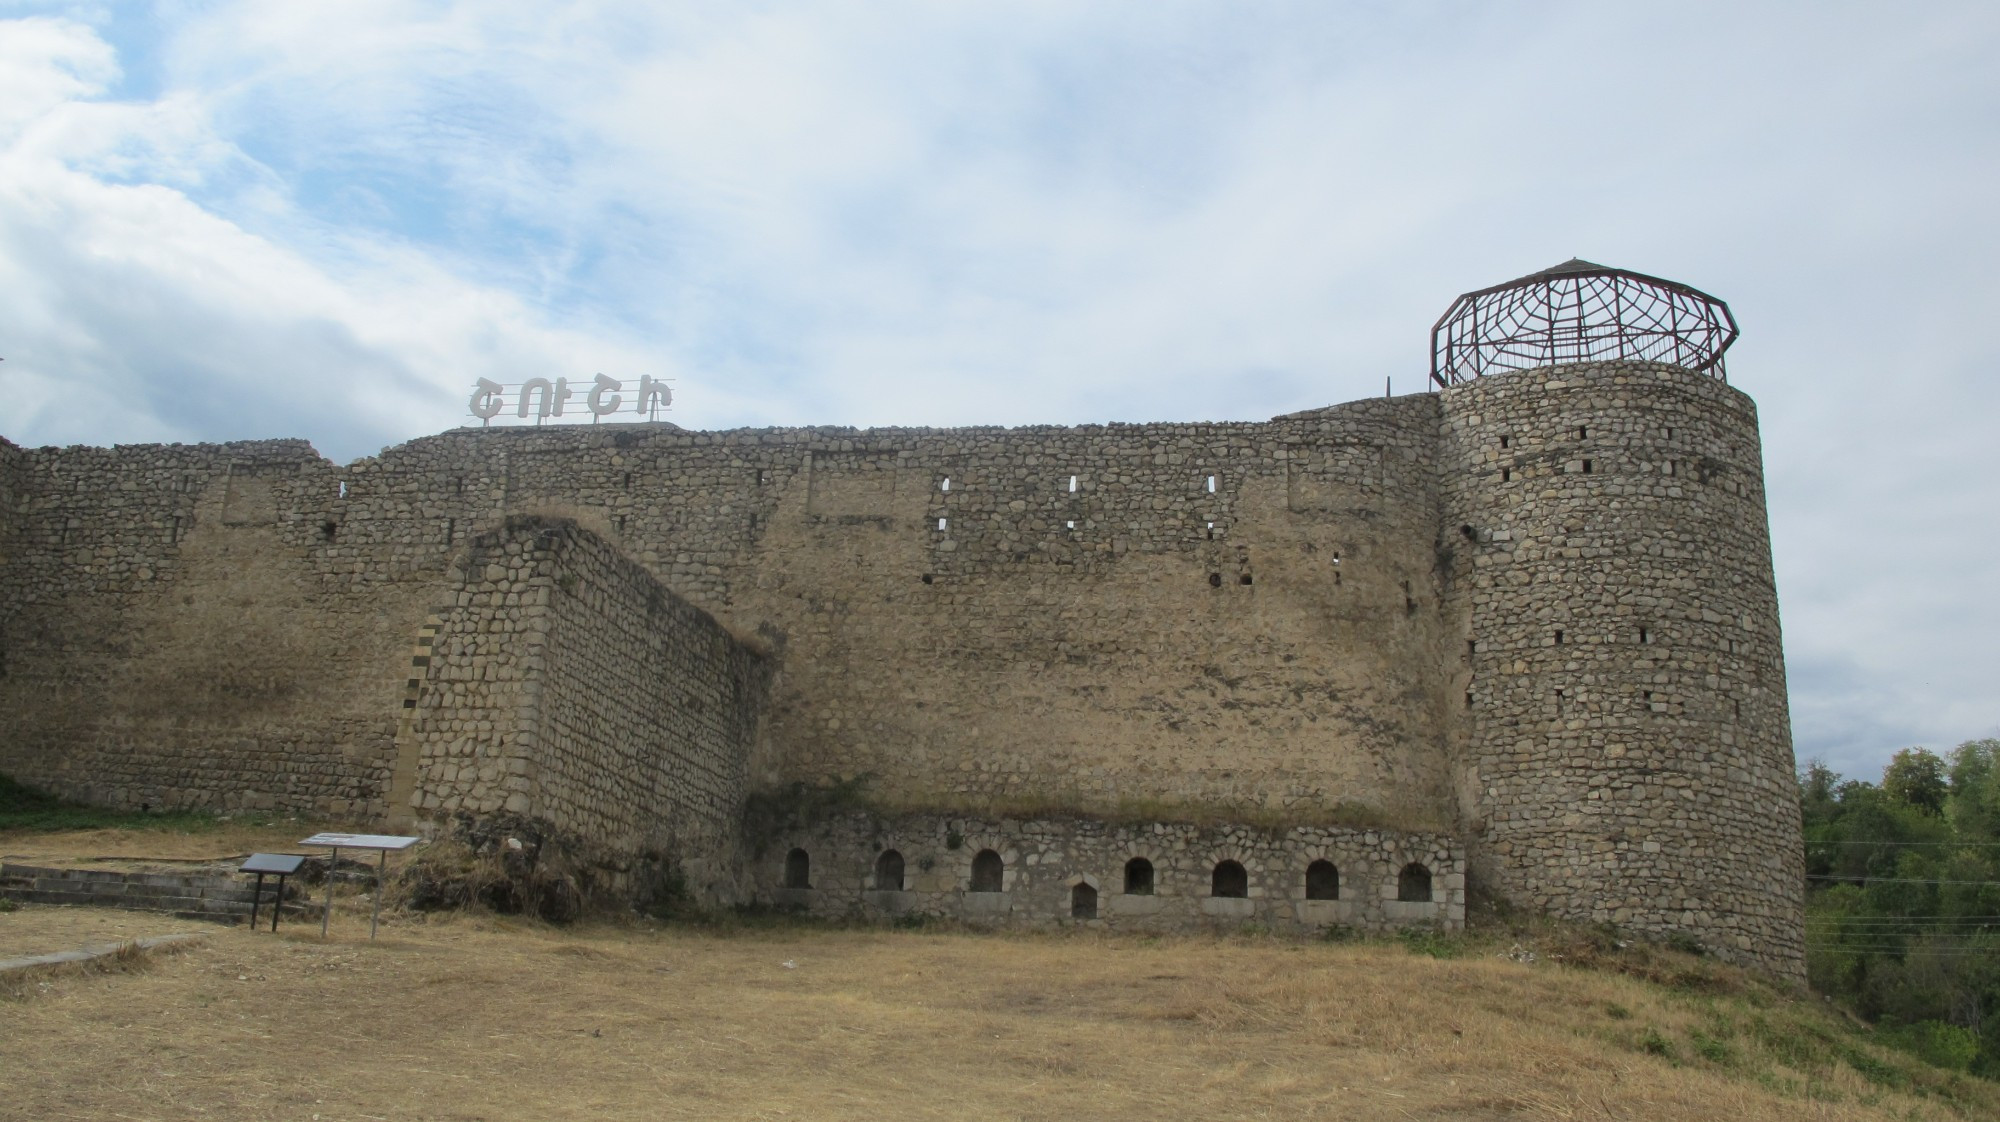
[{"x1": 468, "y1": 375, "x2": 672, "y2": 425}]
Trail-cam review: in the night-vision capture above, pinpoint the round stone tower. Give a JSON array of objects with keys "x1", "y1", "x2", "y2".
[{"x1": 1433, "y1": 261, "x2": 1803, "y2": 979}]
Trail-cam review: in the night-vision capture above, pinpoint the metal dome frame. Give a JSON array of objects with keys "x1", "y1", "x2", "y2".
[{"x1": 1430, "y1": 259, "x2": 1738, "y2": 388}]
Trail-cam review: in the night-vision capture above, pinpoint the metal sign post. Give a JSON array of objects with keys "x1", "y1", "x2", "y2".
[
  {"x1": 239, "y1": 853, "x2": 307, "y2": 932},
  {"x1": 298, "y1": 833, "x2": 420, "y2": 940}
]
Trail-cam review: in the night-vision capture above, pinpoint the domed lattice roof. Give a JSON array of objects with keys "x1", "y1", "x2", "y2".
[{"x1": 1429, "y1": 259, "x2": 1738, "y2": 388}]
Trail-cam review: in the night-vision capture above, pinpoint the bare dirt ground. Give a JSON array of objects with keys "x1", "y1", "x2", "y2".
[{"x1": 3, "y1": 898, "x2": 1992, "y2": 1122}]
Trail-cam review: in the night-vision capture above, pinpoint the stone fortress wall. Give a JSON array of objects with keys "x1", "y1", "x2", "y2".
[
  {"x1": 0, "y1": 439, "x2": 434, "y2": 817},
  {"x1": 0, "y1": 358, "x2": 1798, "y2": 973}
]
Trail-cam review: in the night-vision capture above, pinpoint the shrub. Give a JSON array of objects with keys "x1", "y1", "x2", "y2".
[{"x1": 1878, "y1": 1020, "x2": 1980, "y2": 1072}]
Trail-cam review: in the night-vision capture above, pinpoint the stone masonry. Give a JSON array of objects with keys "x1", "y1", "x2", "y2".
[
  {"x1": 757, "y1": 813, "x2": 1464, "y2": 933},
  {"x1": 395, "y1": 516, "x2": 769, "y2": 901},
  {"x1": 0, "y1": 358, "x2": 1801, "y2": 975},
  {"x1": 1437, "y1": 361, "x2": 1802, "y2": 970}
]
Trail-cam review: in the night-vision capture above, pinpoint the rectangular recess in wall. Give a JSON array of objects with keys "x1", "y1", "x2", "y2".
[
  {"x1": 222, "y1": 463, "x2": 293, "y2": 526},
  {"x1": 805, "y1": 451, "x2": 898, "y2": 517}
]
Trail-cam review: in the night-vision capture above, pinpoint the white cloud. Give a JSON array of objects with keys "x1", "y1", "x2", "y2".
[
  {"x1": 0, "y1": 15, "x2": 114, "y2": 138},
  {"x1": 0, "y1": 2, "x2": 1995, "y2": 775}
]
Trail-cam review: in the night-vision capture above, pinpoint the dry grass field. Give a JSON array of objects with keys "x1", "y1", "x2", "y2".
[
  {"x1": 0, "y1": 821, "x2": 316, "y2": 867},
  {"x1": 4, "y1": 888, "x2": 1997, "y2": 1122}
]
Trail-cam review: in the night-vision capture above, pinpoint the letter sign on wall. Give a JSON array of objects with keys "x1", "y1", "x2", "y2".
[{"x1": 467, "y1": 376, "x2": 672, "y2": 426}]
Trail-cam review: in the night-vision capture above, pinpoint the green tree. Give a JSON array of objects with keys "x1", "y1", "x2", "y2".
[
  {"x1": 1948, "y1": 739, "x2": 2000, "y2": 842},
  {"x1": 1801, "y1": 740, "x2": 2000, "y2": 1078},
  {"x1": 1885, "y1": 747, "x2": 1950, "y2": 816}
]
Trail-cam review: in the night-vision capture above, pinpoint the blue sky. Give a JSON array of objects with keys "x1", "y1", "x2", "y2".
[{"x1": 1, "y1": 1, "x2": 1995, "y2": 780}]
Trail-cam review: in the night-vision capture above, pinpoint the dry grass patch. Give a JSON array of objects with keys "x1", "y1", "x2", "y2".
[
  {"x1": 0, "y1": 904, "x2": 1992, "y2": 1121},
  {"x1": 0, "y1": 819, "x2": 325, "y2": 867},
  {"x1": 0, "y1": 930, "x2": 206, "y2": 1001}
]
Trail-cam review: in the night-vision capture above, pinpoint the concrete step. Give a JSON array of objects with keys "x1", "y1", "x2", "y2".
[{"x1": 0, "y1": 863, "x2": 316, "y2": 919}]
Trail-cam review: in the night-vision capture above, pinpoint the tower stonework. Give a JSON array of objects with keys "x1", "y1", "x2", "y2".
[{"x1": 1439, "y1": 361, "x2": 1802, "y2": 975}]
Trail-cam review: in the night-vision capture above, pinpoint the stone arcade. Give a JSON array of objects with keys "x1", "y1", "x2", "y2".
[{"x1": 0, "y1": 263, "x2": 1804, "y2": 977}]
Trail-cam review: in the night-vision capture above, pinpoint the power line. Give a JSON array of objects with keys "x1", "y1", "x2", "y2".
[
  {"x1": 1806, "y1": 874, "x2": 2000, "y2": 886},
  {"x1": 1800, "y1": 920, "x2": 2000, "y2": 928},
  {"x1": 1806, "y1": 914, "x2": 2000, "y2": 922},
  {"x1": 1807, "y1": 944, "x2": 2000, "y2": 955},
  {"x1": 1807, "y1": 839, "x2": 2000, "y2": 847},
  {"x1": 1806, "y1": 925, "x2": 2000, "y2": 932}
]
